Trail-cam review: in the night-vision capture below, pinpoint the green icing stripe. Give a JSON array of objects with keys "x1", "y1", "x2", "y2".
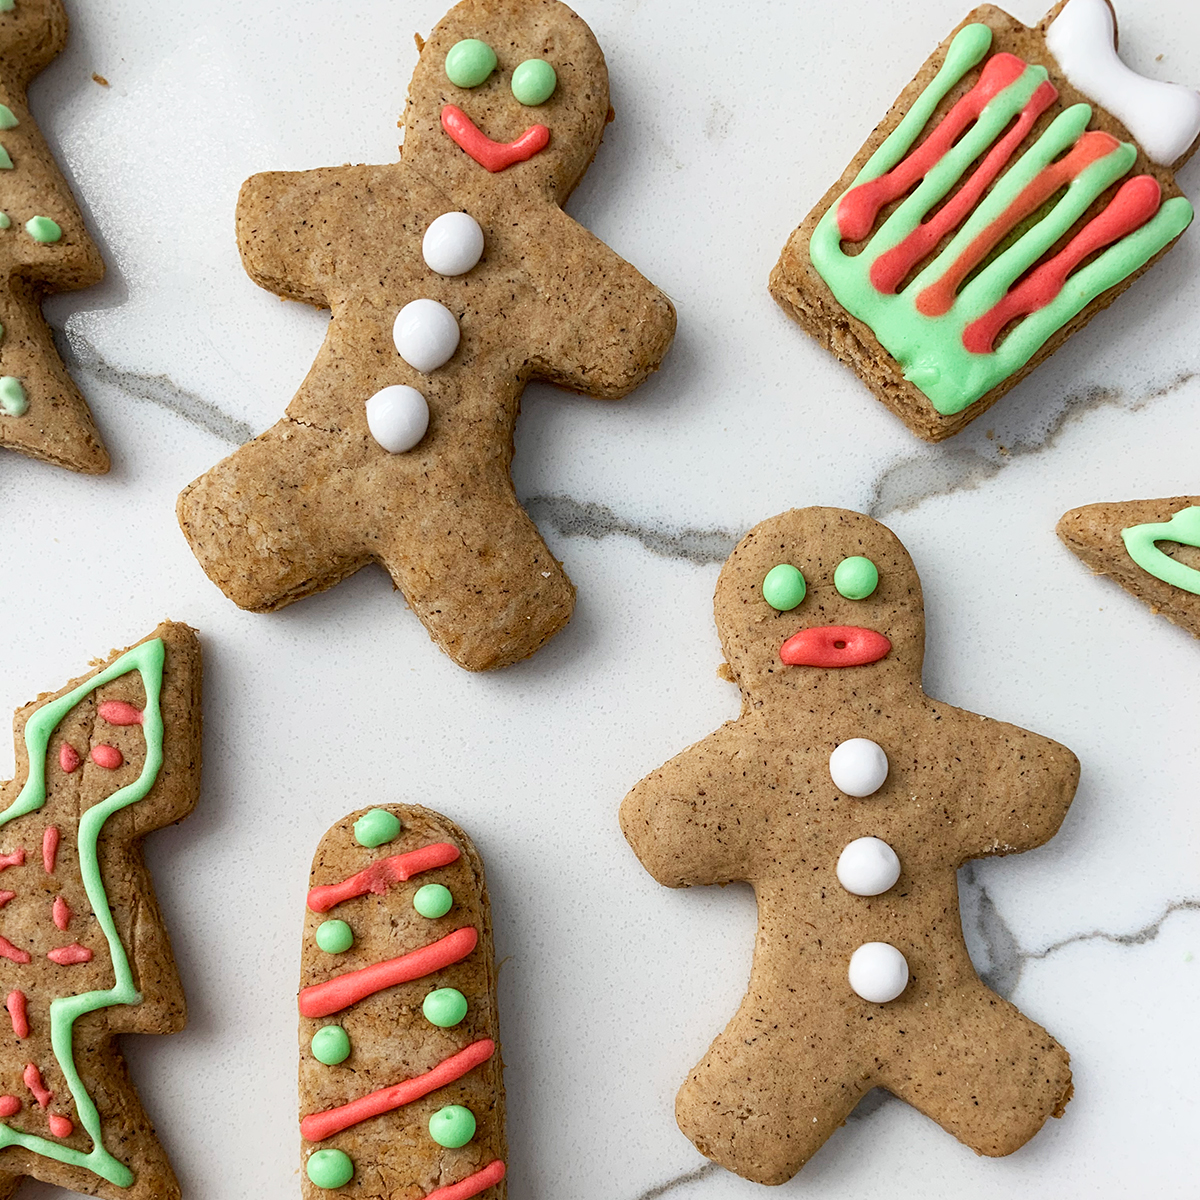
[
  {"x1": 1121, "y1": 507, "x2": 1200, "y2": 595},
  {"x1": 0, "y1": 637, "x2": 167, "y2": 1188}
]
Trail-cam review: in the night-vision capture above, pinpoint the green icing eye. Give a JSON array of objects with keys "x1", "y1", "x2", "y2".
[
  {"x1": 762, "y1": 563, "x2": 806, "y2": 611},
  {"x1": 511, "y1": 58, "x2": 557, "y2": 105},
  {"x1": 446, "y1": 39, "x2": 497, "y2": 88},
  {"x1": 834, "y1": 556, "x2": 879, "y2": 600}
]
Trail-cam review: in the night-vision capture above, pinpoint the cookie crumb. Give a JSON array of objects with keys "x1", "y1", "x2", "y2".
[
  {"x1": 414, "y1": 32, "x2": 425, "y2": 52},
  {"x1": 92, "y1": 73, "x2": 109, "y2": 86}
]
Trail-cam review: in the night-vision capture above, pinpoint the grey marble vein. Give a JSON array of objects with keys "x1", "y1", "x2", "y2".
[{"x1": 630, "y1": 1162, "x2": 721, "y2": 1198}]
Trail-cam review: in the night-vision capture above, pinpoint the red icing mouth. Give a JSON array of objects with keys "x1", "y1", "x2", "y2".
[
  {"x1": 441, "y1": 104, "x2": 550, "y2": 172},
  {"x1": 779, "y1": 625, "x2": 892, "y2": 668}
]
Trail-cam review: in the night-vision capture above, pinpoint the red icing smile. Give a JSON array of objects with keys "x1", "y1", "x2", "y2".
[
  {"x1": 441, "y1": 104, "x2": 550, "y2": 172},
  {"x1": 779, "y1": 625, "x2": 892, "y2": 668}
]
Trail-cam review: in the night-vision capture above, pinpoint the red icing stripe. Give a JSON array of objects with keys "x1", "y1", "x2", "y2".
[
  {"x1": 47, "y1": 944, "x2": 92, "y2": 965},
  {"x1": 298, "y1": 926, "x2": 478, "y2": 1018},
  {"x1": 42, "y1": 827, "x2": 59, "y2": 874},
  {"x1": 23, "y1": 1064, "x2": 51, "y2": 1108},
  {"x1": 962, "y1": 173, "x2": 1163, "y2": 352},
  {"x1": 0, "y1": 892, "x2": 15, "y2": 909},
  {"x1": 306, "y1": 843, "x2": 461, "y2": 913},
  {"x1": 0, "y1": 850, "x2": 25, "y2": 872},
  {"x1": 0, "y1": 938, "x2": 30, "y2": 965},
  {"x1": 440, "y1": 104, "x2": 550, "y2": 173},
  {"x1": 425, "y1": 1161, "x2": 507, "y2": 1200},
  {"x1": 7, "y1": 991, "x2": 28, "y2": 1038},
  {"x1": 51, "y1": 897, "x2": 71, "y2": 932},
  {"x1": 300, "y1": 1038, "x2": 495, "y2": 1142},
  {"x1": 838, "y1": 53, "x2": 1029, "y2": 243},
  {"x1": 916, "y1": 130, "x2": 1123, "y2": 316},
  {"x1": 98, "y1": 700, "x2": 144, "y2": 726},
  {"x1": 0, "y1": 1096, "x2": 19, "y2": 1119}
]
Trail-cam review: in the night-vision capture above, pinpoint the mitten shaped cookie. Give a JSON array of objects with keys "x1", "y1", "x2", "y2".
[
  {"x1": 177, "y1": 0, "x2": 676, "y2": 671},
  {"x1": 1058, "y1": 496, "x2": 1200, "y2": 637},
  {"x1": 0, "y1": 621, "x2": 202, "y2": 1199},
  {"x1": 620, "y1": 508, "x2": 1079, "y2": 1185},
  {"x1": 299, "y1": 805, "x2": 505, "y2": 1199},
  {"x1": 0, "y1": 0, "x2": 107, "y2": 473},
  {"x1": 770, "y1": 0, "x2": 1199, "y2": 441}
]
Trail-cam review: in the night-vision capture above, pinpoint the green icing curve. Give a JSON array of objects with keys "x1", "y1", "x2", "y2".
[
  {"x1": 0, "y1": 637, "x2": 167, "y2": 1188},
  {"x1": 1121, "y1": 507, "x2": 1200, "y2": 595}
]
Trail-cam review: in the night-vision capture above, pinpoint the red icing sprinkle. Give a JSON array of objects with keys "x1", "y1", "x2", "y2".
[
  {"x1": 97, "y1": 700, "x2": 144, "y2": 726},
  {"x1": 424, "y1": 1162, "x2": 507, "y2": 1200},
  {"x1": 90, "y1": 744, "x2": 123, "y2": 770},
  {"x1": 47, "y1": 1113, "x2": 73, "y2": 1138},
  {"x1": 306, "y1": 842, "x2": 461, "y2": 913},
  {"x1": 441, "y1": 104, "x2": 550, "y2": 172},
  {"x1": 298, "y1": 926, "x2": 478, "y2": 1018},
  {"x1": 52, "y1": 896, "x2": 71, "y2": 932},
  {"x1": 0, "y1": 938, "x2": 31, "y2": 965},
  {"x1": 47, "y1": 943, "x2": 92, "y2": 965},
  {"x1": 0, "y1": 892, "x2": 15, "y2": 909},
  {"x1": 0, "y1": 849, "x2": 25, "y2": 872},
  {"x1": 42, "y1": 827, "x2": 60, "y2": 875},
  {"x1": 23, "y1": 1064, "x2": 51, "y2": 1108},
  {"x1": 7, "y1": 991, "x2": 28, "y2": 1039},
  {"x1": 0, "y1": 1095, "x2": 19, "y2": 1119},
  {"x1": 780, "y1": 625, "x2": 893, "y2": 669},
  {"x1": 58, "y1": 744, "x2": 81, "y2": 773},
  {"x1": 300, "y1": 1038, "x2": 495, "y2": 1142}
]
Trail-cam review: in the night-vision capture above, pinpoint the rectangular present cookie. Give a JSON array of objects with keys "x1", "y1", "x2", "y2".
[{"x1": 770, "y1": 0, "x2": 1200, "y2": 441}]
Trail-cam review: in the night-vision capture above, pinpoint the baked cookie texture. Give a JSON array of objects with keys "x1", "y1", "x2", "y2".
[
  {"x1": 620, "y1": 508, "x2": 1079, "y2": 1185},
  {"x1": 1058, "y1": 496, "x2": 1200, "y2": 636},
  {"x1": 299, "y1": 805, "x2": 505, "y2": 1200},
  {"x1": 0, "y1": 0, "x2": 107, "y2": 473},
  {"x1": 0, "y1": 621, "x2": 202, "y2": 1199},
  {"x1": 770, "y1": 0, "x2": 1199, "y2": 442},
  {"x1": 177, "y1": 0, "x2": 676, "y2": 672}
]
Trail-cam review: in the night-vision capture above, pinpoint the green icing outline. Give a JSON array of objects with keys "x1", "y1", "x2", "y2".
[
  {"x1": 1121, "y1": 507, "x2": 1200, "y2": 595},
  {"x1": 808, "y1": 23, "x2": 1195, "y2": 416},
  {"x1": 0, "y1": 637, "x2": 167, "y2": 1188}
]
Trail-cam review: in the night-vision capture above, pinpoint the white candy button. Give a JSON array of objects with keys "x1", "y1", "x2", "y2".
[
  {"x1": 836, "y1": 837, "x2": 901, "y2": 896},
  {"x1": 848, "y1": 942, "x2": 909, "y2": 1003},
  {"x1": 365, "y1": 385, "x2": 429, "y2": 453},
  {"x1": 393, "y1": 299, "x2": 460, "y2": 373},
  {"x1": 422, "y1": 211, "x2": 484, "y2": 276},
  {"x1": 829, "y1": 738, "x2": 889, "y2": 797}
]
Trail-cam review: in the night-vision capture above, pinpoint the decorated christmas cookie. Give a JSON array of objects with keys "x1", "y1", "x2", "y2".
[
  {"x1": 1058, "y1": 495, "x2": 1200, "y2": 636},
  {"x1": 770, "y1": 0, "x2": 1199, "y2": 441},
  {"x1": 0, "y1": 621, "x2": 202, "y2": 1198},
  {"x1": 0, "y1": 0, "x2": 107, "y2": 473},
  {"x1": 177, "y1": 0, "x2": 676, "y2": 671},
  {"x1": 620, "y1": 508, "x2": 1079, "y2": 1185},
  {"x1": 299, "y1": 805, "x2": 505, "y2": 1199}
]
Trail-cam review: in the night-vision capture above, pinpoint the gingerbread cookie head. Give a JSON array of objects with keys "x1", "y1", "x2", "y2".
[
  {"x1": 402, "y1": 0, "x2": 609, "y2": 202},
  {"x1": 715, "y1": 508, "x2": 925, "y2": 702}
]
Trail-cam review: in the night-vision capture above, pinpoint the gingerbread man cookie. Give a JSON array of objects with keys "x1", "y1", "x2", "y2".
[
  {"x1": 177, "y1": 0, "x2": 676, "y2": 672},
  {"x1": 620, "y1": 508, "x2": 1079, "y2": 1185},
  {"x1": 0, "y1": 0, "x2": 107, "y2": 473}
]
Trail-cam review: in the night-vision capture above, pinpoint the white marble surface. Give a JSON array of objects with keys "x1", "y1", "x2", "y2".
[{"x1": 4, "y1": 0, "x2": 1200, "y2": 1195}]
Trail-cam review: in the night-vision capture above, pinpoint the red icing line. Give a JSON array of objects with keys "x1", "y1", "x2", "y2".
[
  {"x1": 42, "y1": 827, "x2": 59, "y2": 874},
  {"x1": 0, "y1": 938, "x2": 31, "y2": 965},
  {"x1": 0, "y1": 892, "x2": 15, "y2": 909},
  {"x1": 7, "y1": 991, "x2": 28, "y2": 1038},
  {"x1": 870, "y1": 80, "x2": 1059, "y2": 294},
  {"x1": 47, "y1": 943, "x2": 92, "y2": 965},
  {"x1": 58, "y1": 744, "x2": 81, "y2": 773},
  {"x1": 916, "y1": 130, "x2": 1123, "y2": 316},
  {"x1": 97, "y1": 700, "x2": 144, "y2": 726},
  {"x1": 0, "y1": 1096, "x2": 19, "y2": 1119},
  {"x1": 47, "y1": 1113, "x2": 73, "y2": 1138},
  {"x1": 780, "y1": 625, "x2": 892, "y2": 668},
  {"x1": 963, "y1": 173, "x2": 1163, "y2": 352},
  {"x1": 90, "y1": 744, "x2": 123, "y2": 770},
  {"x1": 300, "y1": 1038, "x2": 495, "y2": 1142},
  {"x1": 298, "y1": 926, "x2": 478, "y2": 1018},
  {"x1": 441, "y1": 104, "x2": 550, "y2": 172},
  {"x1": 0, "y1": 849, "x2": 25, "y2": 872},
  {"x1": 838, "y1": 53, "x2": 1030, "y2": 242},
  {"x1": 306, "y1": 842, "x2": 461, "y2": 913},
  {"x1": 23, "y1": 1064, "x2": 51, "y2": 1108},
  {"x1": 425, "y1": 1161, "x2": 508, "y2": 1200},
  {"x1": 52, "y1": 896, "x2": 71, "y2": 932}
]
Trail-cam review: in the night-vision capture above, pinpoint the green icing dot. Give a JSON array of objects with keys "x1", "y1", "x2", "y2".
[
  {"x1": 311, "y1": 1025, "x2": 351, "y2": 1065},
  {"x1": 511, "y1": 58, "x2": 557, "y2": 105},
  {"x1": 423, "y1": 987, "x2": 468, "y2": 1028},
  {"x1": 306, "y1": 1148, "x2": 354, "y2": 1189},
  {"x1": 315, "y1": 919, "x2": 353, "y2": 954},
  {"x1": 0, "y1": 212, "x2": 10, "y2": 229},
  {"x1": 429, "y1": 1104, "x2": 476, "y2": 1148},
  {"x1": 25, "y1": 216, "x2": 62, "y2": 243},
  {"x1": 834, "y1": 556, "x2": 879, "y2": 600},
  {"x1": 762, "y1": 563, "x2": 806, "y2": 611},
  {"x1": 354, "y1": 807, "x2": 401, "y2": 847},
  {"x1": 0, "y1": 377, "x2": 27, "y2": 417},
  {"x1": 413, "y1": 883, "x2": 453, "y2": 919},
  {"x1": 445, "y1": 39, "x2": 497, "y2": 88},
  {"x1": 0, "y1": 106, "x2": 16, "y2": 130}
]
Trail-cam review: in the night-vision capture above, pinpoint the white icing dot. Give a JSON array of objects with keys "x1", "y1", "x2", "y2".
[
  {"x1": 829, "y1": 738, "x2": 889, "y2": 797},
  {"x1": 836, "y1": 837, "x2": 901, "y2": 896},
  {"x1": 365, "y1": 385, "x2": 429, "y2": 453},
  {"x1": 422, "y1": 211, "x2": 484, "y2": 276},
  {"x1": 848, "y1": 942, "x2": 909, "y2": 1004},
  {"x1": 393, "y1": 299, "x2": 460, "y2": 373}
]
